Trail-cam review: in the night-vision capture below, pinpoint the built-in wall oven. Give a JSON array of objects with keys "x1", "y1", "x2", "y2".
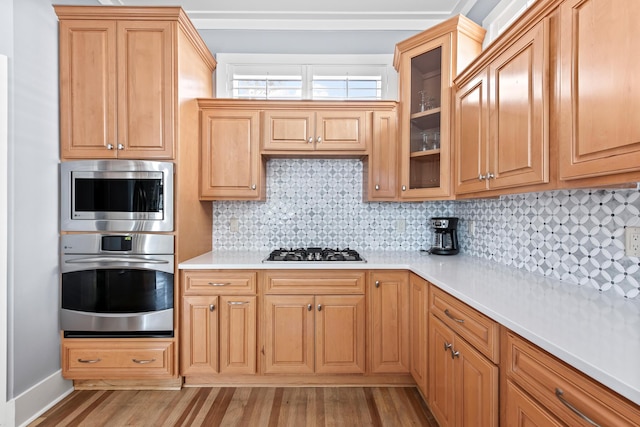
[
  {"x1": 60, "y1": 233, "x2": 174, "y2": 338},
  {"x1": 60, "y1": 160, "x2": 174, "y2": 232}
]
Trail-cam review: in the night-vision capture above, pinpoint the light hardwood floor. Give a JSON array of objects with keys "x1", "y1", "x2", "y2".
[{"x1": 30, "y1": 387, "x2": 438, "y2": 426}]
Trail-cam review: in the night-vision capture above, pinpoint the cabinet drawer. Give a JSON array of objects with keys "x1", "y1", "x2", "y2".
[
  {"x1": 505, "y1": 331, "x2": 640, "y2": 426},
  {"x1": 62, "y1": 339, "x2": 175, "y2": 379},
  {"x1": 182, "y1": 270, "x2": 257, "y2": 295},
  {"x1": 429, "y1": 286, "x2": 499, "y2": 363},
  {"x1": 263, "y1": 270, "x2": 366, "y2": 294}
]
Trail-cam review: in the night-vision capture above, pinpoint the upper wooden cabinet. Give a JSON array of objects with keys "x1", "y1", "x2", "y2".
[
  {"x1": 394, "y1": 16, "x2": 485, "y2": 200},
  {"x1": 263, "y1": 109, "x2": 367, "y2": 152},
  {"x1": 558, "y1": 0, "x2": 640, "y2": 181},
  {"x1": 364, "y1": 108, "x2": 399, "y2": 201},
  {"x1": 454, "y1": 19, "x2": 549, "y2": 195},
  {"x1": 55, "y1": 7, "x2": 215, "y2": 160},
  {"x1": 198, "y1": 101, "x2": 265, "y2": 201}
]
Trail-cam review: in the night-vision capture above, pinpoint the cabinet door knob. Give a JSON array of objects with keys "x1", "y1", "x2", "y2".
[
  {"x1": 450, "y1": 349, "x2": 460, "y2": 359},
  {"x1": 209, "y1": 304, "x2": 215, "y2": 312},
  {"x1": 443, "y1": 342, "x2": 452, "y2": 352},
  {"x1": 308, "y1": 137, "x2": 314, "y2": 143},
  {"x1": 375, "y1": 184, "x2": 380, "y2": 191},
  {"x1": 316, "y1": 136, "x2": 322, "y2": 143},
  {"x1": 251, "y1": 184, "x2": 257, "y2": 190},
  {"x1": 402, "y1": 185, "x2": 406, "y2": 191},
  {"x1": 106, "y1": 144, "x2": 114, "y2": 150},
  {"x1": 478, "y1": 174, "x2": 486, "y2": 181},
  {"x1": 487, "y1": 172, "x2": 495, "y2": 179},
  {"x1": 307, "y1": 304, "x2": 312, "y2": 311},
  {"x1": 117, "y1": 143, "x2": 124, "y2": 150},
  {"x1": 375, "y1": 280, "x2": 380, "y2": 288},
  {"x1": 317, "y1": 304, "x2": 322, "y2": 311}
]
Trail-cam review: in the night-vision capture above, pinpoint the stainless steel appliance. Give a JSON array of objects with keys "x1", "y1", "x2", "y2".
[
  {"x1": 263, "y1": 247, "x2": 366, "y2": 263},
  {"x1": 429, "y1": 217, "x2": 459, "y2": 255},
  {"x1": 60, "y1": 233, "x2": 174, "y2": 337},
  {"x1": 60, "y1": 160, "x2": 174, "y2": 232}
]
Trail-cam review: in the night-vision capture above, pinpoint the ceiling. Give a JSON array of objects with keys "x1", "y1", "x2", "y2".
[{"x1": 96, "y1": 0, "x2": 502, "y2": 30}]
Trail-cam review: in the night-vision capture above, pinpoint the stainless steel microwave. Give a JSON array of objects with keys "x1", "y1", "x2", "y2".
[{"x1": 60, "y1": 160, "x2": 174, "y2": 232}]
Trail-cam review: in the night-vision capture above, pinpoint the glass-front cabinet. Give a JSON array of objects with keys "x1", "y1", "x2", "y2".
[{"x1": 394, "y1": 16, "x2": 485, "y2": 200}]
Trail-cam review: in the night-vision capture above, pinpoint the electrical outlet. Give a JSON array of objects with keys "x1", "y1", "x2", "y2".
[
  {"x1": 626, "y1": 227, "x2": 640, "y2": 257},
  {"x1": 468, "y1": 220, "x2": 476, "y2": 236},
  {"x1": 229, "y1": 218, "x2": 239, "y2": 233},
  {"x1": 396, "y1": 219, "x2": 406, "y2": 233}
]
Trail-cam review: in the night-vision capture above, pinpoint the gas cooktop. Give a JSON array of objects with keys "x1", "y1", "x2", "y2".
[{"x1": 263, "y1": 247, "x2": 366, "y2": 263}]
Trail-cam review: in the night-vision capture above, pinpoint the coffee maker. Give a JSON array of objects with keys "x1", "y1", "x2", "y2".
[{"x1": 429, "y1": 217, "x2": 459, "y2": 255}]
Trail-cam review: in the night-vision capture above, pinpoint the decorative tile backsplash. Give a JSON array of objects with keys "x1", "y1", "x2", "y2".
[{"x1": 212, "y1": 159, "x2": 640, "y2": 299}]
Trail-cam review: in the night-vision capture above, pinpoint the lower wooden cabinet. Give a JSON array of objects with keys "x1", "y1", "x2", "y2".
[
  {"x1": 429, "y1": 315, "x2": 499, "y2": 427},
  {"x1": 409, "y1": 273, "x2": 429, "y2": 398},
  {"x1": 263, "y1": 294, "x2": 366, "y2": 375},
  {"x1": 368, "y1": 271, "x2": 409, "y2": 373},
  {"x1": 181, "y1": 295, "x2": 256, "y2": 376},
  {"x1": 503, "y1": 330, "x2": 640, "y2": 426},
  {"x1": 62, "y1": 338, "x2": 176, "y2": 380}
]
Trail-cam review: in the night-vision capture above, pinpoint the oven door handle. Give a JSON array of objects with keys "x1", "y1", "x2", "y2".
[{"x1": 65, "y1": 257, "x2": 170, "y2": 265}]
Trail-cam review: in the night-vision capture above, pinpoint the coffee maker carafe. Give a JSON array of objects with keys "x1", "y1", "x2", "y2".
[{"x1": 429, "y1": 217, "x2": 459, "y2": 255}]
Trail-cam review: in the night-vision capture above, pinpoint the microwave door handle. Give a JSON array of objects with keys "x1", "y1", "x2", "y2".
[{"x1": 65, "y1": 257, "x2": 170, "y2": 265}]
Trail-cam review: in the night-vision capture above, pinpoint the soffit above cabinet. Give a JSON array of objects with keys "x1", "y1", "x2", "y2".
[{"x1": 96, "y1": 0, "x2": 501, "y2": 31}]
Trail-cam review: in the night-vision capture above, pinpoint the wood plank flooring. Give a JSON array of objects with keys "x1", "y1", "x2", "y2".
[{"x1": 30, "y1": 387, "x2": 439, "y2": 426}]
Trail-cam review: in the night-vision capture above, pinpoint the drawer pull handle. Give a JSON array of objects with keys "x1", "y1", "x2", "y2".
[
  {"x1": 77, "y1": 358, "x2": 101, "y2": 364},
  {"x1": 444, "y1": 309, "x2": 464, "y2": 323},
  {"x1": 228, "y1": 301, "x2": 248, "y2": 305},
  {"x1": 555, "y1": 388, "x2": 600, "y2": 427},
  {"x1": 443, "y1": 342, "x2": 452, "y2": 352},
  {"x1": 208, "y1": 282, "x2": 231, "y2": 286},
  {"x1": 132, "y1": 358, "x2": 156, "y2": 364}
]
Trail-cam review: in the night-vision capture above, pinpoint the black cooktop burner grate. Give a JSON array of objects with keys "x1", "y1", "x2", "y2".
[{"x1": 264, "y1": 247, "x2": 365, "y2": 262}]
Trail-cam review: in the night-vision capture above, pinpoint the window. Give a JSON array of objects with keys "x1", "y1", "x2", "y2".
[{"x1": 216, "y1": 54, "x2": 397, "y2": 100}]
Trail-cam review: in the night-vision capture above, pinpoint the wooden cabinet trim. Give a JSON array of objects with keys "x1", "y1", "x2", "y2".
[{"x1": 263, "y1": 270, "x2": 366, "y2": 295}]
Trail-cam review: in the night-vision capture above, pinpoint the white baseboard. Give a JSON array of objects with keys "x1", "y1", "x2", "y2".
[{"x1": 14, "y1": 370, "x2": 73, "y2": 427}]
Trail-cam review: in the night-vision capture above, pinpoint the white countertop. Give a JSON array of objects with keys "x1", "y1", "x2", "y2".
[{"x1": 180, "y1": 250, "x2": 640, "y2": 406}]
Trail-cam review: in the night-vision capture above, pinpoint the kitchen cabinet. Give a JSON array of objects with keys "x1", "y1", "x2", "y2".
[
  {"x1": 364, "y1": 108, "x2": 399, "y2": 201},
  {"x1": 62, "y1": 338, "x2": 175, "y2": 380},
  {"x1": 409, "y1": 273, "x2": 429, "y2": 399},
  {"x1": 503, "y1": 330, "x2": 640, "y2": 426},
  {"x1": 454, "y1": 20, "x2": 549, "y2": 195},
  {"x1": 57, "y1": 12, "x2": 177, "y2": 159},
  {"x1": 394, "y1": 16, "x2": 485, "y2": 200},
  {"x1": 262, "y1": 270, "x2": 366, "y2": 375},
  {"x1": 181, "y1": 271, "x2": 257, "y2": 377},
  {"x1": 558, "y1": 0, "x2": 640, "y2": 181},
  {"x1": 198, "y1": 102, "x2": 265, "y2": 200},
  {"x1": 368, "y1": 271, "x2": 409, "y2": 374},
  {"x1": 262, "y1": 109, "x2": 367, "y2": 153},
  {"x1": 428, "y1": 287, "x2": 499, "y2": 427}
]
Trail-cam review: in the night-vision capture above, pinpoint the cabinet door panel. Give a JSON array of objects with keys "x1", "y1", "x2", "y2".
[
  {"x1": 504, "y1": 380, "x2": 564, "y2": 427},
  {"x1": 369, "y1": 272, "x2": 409, "y2": 373},
  {"x1": 181, "y1": 296, "x2": 218, "y2": 375},
  {"x1": 315, "y1": 111, "x2": 367, "y2": 151},
  {"x1": 200, "y1": 110, "x2": 262, "y2": 199},
  {"x1": 263, "y1": 110, "x2": 314, "y2": 151},
  {"x1": 367, "y1": 110, "x2": 398, "y2": 200},
  {"x1": 219, "y1": 296, "x2": 256, "y2": 375},
  {"x1": 117, "y1": 21, "x2": 174, "y2": 159},
  {"x1": 455, "y1": 71, "x2": 489, "y2": 194},
  {"x1": 455, "y1": 336, "x2": 499, "y2": 427},
  {"x1": 559, "y1": 0, "x2": 640, "y2": 179},
  {"x1": 315, "y1": 295, "x2": 365, "y2": 374},
  {"x1": 410, "y1": 274, "x2": 428, "y2": 398},
  {"x1": 428, "y1": 315, "x2": 456, "y2": 427},
  {"x1": 263, "y1": 295, "x2": 315, "y2": 374},
  {"x1": 489, "y1": 20, "x2": 548, "y2": 189},
  {"x1": 59, "y1": 20, "x2": 117, "y2": 159}
]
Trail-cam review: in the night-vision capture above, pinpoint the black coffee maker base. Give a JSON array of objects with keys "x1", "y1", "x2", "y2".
[{"x1": 429, "y1": 248, "x2": 459, "y2": 255}]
